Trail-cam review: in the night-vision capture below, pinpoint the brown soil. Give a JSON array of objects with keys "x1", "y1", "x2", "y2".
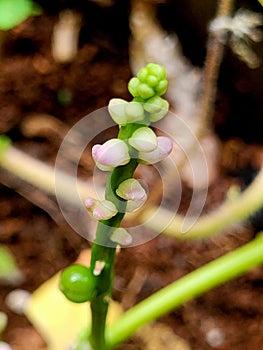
[{"x1": 1, "y1": 3, "x2": 263, "y2": 350}]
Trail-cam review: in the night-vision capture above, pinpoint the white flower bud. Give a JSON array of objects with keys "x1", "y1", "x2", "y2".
[
  {"x1": 0, "y1": 342, "x2": 12, "y2": 350},
  {"x1": 128, "y1": 127, "x2": 157, "y2": 152},
  {"x1": 108, "y1": 98, "x2": 128, "y2": 125},
  {"x1": 116, "y1": 178, "x2": 146, "y2": 201},
  {"x1": 85, "y1": 198, "x2": 118, "y2": 220},
  {"x1": 124, "y1": 101, "x2": 145, "y2": 123},
  {"x1": 144, "y1": 96, "x2": 169, "y2": 122},
  {"x1": 116, "y1": 178, "x2": 147, "y2": 212},
  {"x1": 111, "y1": 228, "x2": 132, "y2": 246}
]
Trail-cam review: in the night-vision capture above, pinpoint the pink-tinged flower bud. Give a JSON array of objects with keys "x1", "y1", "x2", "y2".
[
  {"x1": 138, "y1": 136, "x2": 173, "y2": 164},
  {"x1": 116, "y1": 178, "x2": 146, "y2": 201},
  {"x1": 85, "y1": 198, "x2": 118, "y2": 220},
  {"x1": 111, "y1": 228, "x2": 133, "y2": 246},
  {"x1": 126, "y1": 198, "x2": 146, "y2": 212},
  {"x1": 84, "y1": 197, "x2": 96, "y2": 210},
  {"x1": 92, "y1": 139, "x2": 130, "y2": 171},
  {"x1": 128, "y1": 127, "x2": 157, "y2": 152},
  {"x1": 116, "y1": 178, "x2": 147, "y2": 212},
  {"x1": 0, "y1": 342, "x2": 12, "y2": 350},
  {"x1": 108, "y1": 98, "x2": 128, "y2": 125}
]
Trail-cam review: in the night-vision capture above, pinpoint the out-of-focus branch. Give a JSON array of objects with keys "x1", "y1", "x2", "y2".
[
  {"x1": 197, "y1": 0, "x2": 235, "y2": 139},
  {"x1": 1, "y1": 141, "x2": 263, "y2": 240}
]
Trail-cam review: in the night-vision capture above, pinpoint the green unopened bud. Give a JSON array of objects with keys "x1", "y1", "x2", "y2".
[
  {"x1": 146, "y1": 63, "x2": 166, "y2": 80},
  {"x1": 155, "y1": 79, "x2": 168, "y2": 96},
  {"x1": 128, "y1": 77, "x2": 140, "y2": 97},
  {"x1": 137, "y1": 67, "x2": 148, "y2": 82},
  {"x1": 146, "y1": 74, "x2": 159, "y2": 87},
  {"x1": 138, "y1": 83, "x2": 155, "y2": 99}
]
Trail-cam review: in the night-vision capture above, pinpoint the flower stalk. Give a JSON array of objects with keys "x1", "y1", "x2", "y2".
[{"x1": 85, "y1": 63, "x2": 172, "y2": 350}]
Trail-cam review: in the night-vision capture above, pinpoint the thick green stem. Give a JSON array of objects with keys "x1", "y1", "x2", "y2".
[
  {"x1": 105, "y1": 232, "x2": 263, "y2": 349},
  {"x1": 89, "y1": 125, "x2": 139, "y2": 350}
]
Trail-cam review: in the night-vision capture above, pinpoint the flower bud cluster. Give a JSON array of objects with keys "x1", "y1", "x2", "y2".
[
  {"x1": 86, "y1": 63, "x2": 173, "y2": 246},
  {"x1": 92, "y1": 127, "x2": 172, "y2": 170},
  {"x1": 128, "y1": 63, "x2": 168, "y2": 99}
]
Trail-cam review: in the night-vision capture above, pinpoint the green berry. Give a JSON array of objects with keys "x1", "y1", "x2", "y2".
[{"x1": 59, "y1": 264, "x2": 96, "y2": 303}]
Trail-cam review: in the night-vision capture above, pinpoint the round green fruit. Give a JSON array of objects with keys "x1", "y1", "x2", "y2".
[{"x1": 59, "y1": 264, "x2": 96, "y2": 303}]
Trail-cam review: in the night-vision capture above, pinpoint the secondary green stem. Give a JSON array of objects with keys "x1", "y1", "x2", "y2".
[{"x1": 105, "y1": 232, "x2": 263, "y2": 349}]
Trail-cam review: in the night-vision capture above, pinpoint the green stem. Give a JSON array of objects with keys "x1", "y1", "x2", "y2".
[
  {"x1": 89, "y1": 125, "x2": 140, "y2": 350},
  {"x1": 105, "y1": 232, "x2": 263, "y2": 349}
]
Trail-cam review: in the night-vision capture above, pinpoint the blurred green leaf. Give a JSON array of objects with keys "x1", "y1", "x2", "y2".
[
  {"x1": 0, "y1": 135, "x2": 11, "y2": 157},
  {"x1": 0, "y1": 0, "x2": 42, "y2": 31},
  {"x1": 0, "y1": 245, "x2": 23, "y2": 285},
  {"x1": 0, "y1": 311, "x2": 8, "y2": 335}
]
